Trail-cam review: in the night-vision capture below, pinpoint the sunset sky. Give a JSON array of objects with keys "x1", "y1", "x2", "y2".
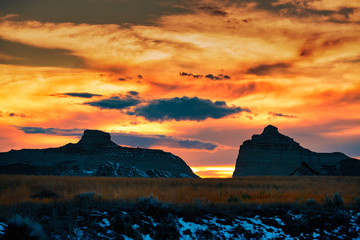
[{"x1": 0, "y1": 0, "x2": 360, "y2": 178}]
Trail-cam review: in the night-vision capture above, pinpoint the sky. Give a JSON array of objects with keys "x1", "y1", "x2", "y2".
[{"x1": 0, "y1": 0, "x2": 360, "y2": 178}]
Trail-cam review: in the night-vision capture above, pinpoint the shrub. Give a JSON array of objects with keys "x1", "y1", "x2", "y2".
[
  {"x1": 137, "y1": 196, "x2": 161, "y2": 209},
  {"x1": 306, "y1": 198, "x2": 318, "y2": 207},
  {"x1": 30, "y1": 190, "x2": 59, "y2": 199},
  {"x1": 195, "y1": 228, "x2": 214, "y2": 240},
  {"x1": 74, "y1": 192, "x2": 97, "y2": 209},
  {"x1": 2, "y1": 215, "x2": 45, "y2": 240},
  {"x1": 74, "y1": 191, "x2": 95, "y2": 201},
  {"x1": 153, "y1": 214, "x2": 180, "y2": 240},
  {"x1": 332, "y1": 192, "x2": 344, "y2": 207},
  {"x1": 227, "y1": 195, "x2": 240, "y2": 203},
  {"x1": 241, "y1": 193, "x2": 251, "y2": 200},
  {"x1": 332, "y1": 209, "x2": 350, "y2": 226},
  {"x1": 111, "y1": 214, "x2": 141, "y2": 240},
  {"x1": 354, "y1": 198, "x2": 360, "y2": 209},
  {"x1": 322, "y1": 194, "x2": 334, "y2": 208},
  {"x1": 137, "y1": 196, "x2": 169, "y2": 220}
]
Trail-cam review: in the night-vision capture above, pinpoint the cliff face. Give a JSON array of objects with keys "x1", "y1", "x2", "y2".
[
  {"x1": 0, "y1": 130, "x2": 198, "y2": 178},
  {"x1": 233, "y1": 125, "x2": 358, "y2": 177}
]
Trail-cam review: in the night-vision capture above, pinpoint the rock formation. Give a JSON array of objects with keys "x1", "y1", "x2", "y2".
[
  {"x1": 233, "y1": 125, "x2": 359, "y2": 176},
  {"x1": 0, "y1": 130, "x2": 198, "y2": 178}
]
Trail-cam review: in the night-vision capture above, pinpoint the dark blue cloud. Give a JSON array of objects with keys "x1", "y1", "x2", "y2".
[
  {"x1": 127, "y1": 91, "x2": 139, "y2": 96},
  {"x1": 180, "y1": 72, "x2": 231, "y2": 80},
  {"x1": 130, "y1": 96, "x2": 250, "y2": 121},
  {"x1": 268, "y1": 112, "x2": 297, "y2": 119},
  {"x1": 180, "y1": 72, "x2": 203, "y2": 78},
  {"x1": 15, "y1": 126, "x2": 84, "y2": 136},
  {"x1": 85, "y1": 94, "x2": 142, "y2": 110},
  {"x1": 54, "y1": 92, "x2": 102, "y2": 98},
  {"x1": 111, "y1": 132, "x2": 219, "y2": 150},
  {"x1": 8, "y1": 112, "x2": 27, "y2": 118},
  {"x1": 205, "y1": 74, "x2": 231, "y2": 80},
  {"x1": 14, "y1": 126, "x2": 218, "y2": 150},
  {"x1": 0, "y1": 111, "x2": 27, "y2": 118}
]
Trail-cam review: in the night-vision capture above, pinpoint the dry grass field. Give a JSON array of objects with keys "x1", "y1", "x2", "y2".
[{"x1": 0, "y1": 175, "x2": 359, "y2": 206}]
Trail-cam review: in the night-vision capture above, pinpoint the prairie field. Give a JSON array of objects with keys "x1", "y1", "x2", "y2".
[{"x1": 0, "y1": 175, "x2": 359, "y2": 206}]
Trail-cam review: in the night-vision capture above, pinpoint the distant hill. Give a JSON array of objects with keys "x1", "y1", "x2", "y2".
[
  {"x1": 233, "y1": 125, "x2": 360, "y2": 177},
  {"x1": 0, "y1": 130, "x2": 198, "y2": 178}
]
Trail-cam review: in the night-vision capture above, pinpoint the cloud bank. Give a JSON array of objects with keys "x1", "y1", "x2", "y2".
[
  {"x1": 111, "y1": 132, "x2": 219, "y2": 150},
  {"x1": 15, "y1": 126, "x2": 84, "y2": 136},
  {"x1": 130, "y1": 96, "x2": 250, "y2": 121},
  {"x1": 85, "y1": 94, "x2": 142, "y2": 110},
  {"x1": 53, "y1": 92, "x2": 102, "y2": 98},
  {"x1": 180, "y1": 72, "x2": 231, "y2": 80},
  {"x1": 268, "y1": 112, "x2": 297, "y2": 119},
  {"x1": 15, "y1": 126, "x2": 219, "y2": 150}
]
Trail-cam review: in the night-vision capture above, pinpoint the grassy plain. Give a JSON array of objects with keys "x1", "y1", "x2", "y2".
[{"x1": 0, "y1": 175, "x2": 359, "y2": 206}]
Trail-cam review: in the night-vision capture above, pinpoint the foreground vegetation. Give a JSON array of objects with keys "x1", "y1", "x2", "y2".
[
  {"x1": 0, "y1": 175, "x2": 359, "y2": 206},
  {"x1": 0, "y1": 175, "x2": 359, "y2": 239}
]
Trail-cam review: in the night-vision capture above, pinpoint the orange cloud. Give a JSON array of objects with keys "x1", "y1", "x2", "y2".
[{"x1": 0, "y1": 0, "x2": 360, "y2": 170}]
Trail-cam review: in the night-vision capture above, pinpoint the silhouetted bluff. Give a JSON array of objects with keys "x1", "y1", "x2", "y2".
[
  {"x1": 0, "y1": 130, "x2": 198, "y2": 178},
  {"x1": 233, "y1": 125, "x2": 360, "y2": 177}
]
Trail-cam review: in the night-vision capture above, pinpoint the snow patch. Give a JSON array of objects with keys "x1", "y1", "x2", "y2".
[
  {"x1": 178, "y1": 217, "x2": 207, "y2": 239},
  {"x1": 0, "y1": 222, "x2": 6, "y2": 235},
  {"x1": 121, "y1": 235, "x2": 133, "y2": 240},
  {"x1": 132, "y1": 224, "x2": 139, "y2": 230},
  {"x1": 83, "y1": 169, "x2": 94, "y2": 175},
  {"x1": 99, "y1": 218, "x2": 110, "y2": 228},
  {"x1": 142, "y1": 234, "x2": 153, "y2": 240}
]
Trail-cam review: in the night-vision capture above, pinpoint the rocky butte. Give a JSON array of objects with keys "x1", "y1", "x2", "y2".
[
  {"x1": 233, "y1": 125, "x2": 360, "y2": 177},
  {"x1": 0, "y1": 130, "x2": 198, "y2": 178}
]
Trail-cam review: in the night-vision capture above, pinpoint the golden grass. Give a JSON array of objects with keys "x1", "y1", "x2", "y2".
[{"x1": 0, "y1": 175, "x2": 359, "y2": 206}]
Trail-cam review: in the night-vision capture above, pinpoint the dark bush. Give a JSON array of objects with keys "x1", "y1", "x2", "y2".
[
  {"x1": 232, "y1": 224, "x2": 264, "y2": 239},
  {"x1": 332, "y1": 192, "x2": 344, "y2": 207},
  {"x1": 2, "y1": 215, "x2": 45, "y2": 240},
  {"x1": 354, "y1": 198, "x2": 360, "y2": 209},
  {"x1": 74, "y1": 191, "x2": 95, "y2": 201},
  {"x1": 227, "y1": 195, "x2": 240, "y2": 203},
  {"x1": 111, "y1": 213, "x2": 141, "y2": 240},
  {"x1": 137, "y1": 196, "x2": 169, "y2": 220},
  {"x1": 153, "y1": 214, "x2": 180, "y2": 240},
  {"x1": 241, "y1": 193, "x2": 251, "y2": 200},
  {"x1": 322, "y1": 194, "x2": 334, "y2": 208},
  {"x1": 232, "y1": 224, "x2": 246, "y2": 236},
  {"x1": 332, "y1": 209, "x2": 350, "y2": 226},
  {"x1": 281, "y1": 213, "x2": 309, "y2": 236},
  {"x1": 74, "y1": 192, "x2": 97, "y2": 209},
  {"x1": 195, "y1": 228, "x2": 214, "y2": 240},
  {"x1": 137, "y1": 196, "x2": 161, "y2": 210},
  {"x1": 30, "y1": 190, "x2": 59, "y2": 199},
  {"x1": 306, "y1": 198, "x2": 318, "y2": 207}
]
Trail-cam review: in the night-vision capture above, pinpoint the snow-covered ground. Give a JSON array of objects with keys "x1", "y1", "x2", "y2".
[{"x1": 1, "y1": 209, "x2": 359, "y2": 239}]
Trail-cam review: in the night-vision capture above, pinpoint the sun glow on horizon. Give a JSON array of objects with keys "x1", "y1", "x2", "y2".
[{"x1": 191, "y1": 166, "x2": 235, "y2": 178}]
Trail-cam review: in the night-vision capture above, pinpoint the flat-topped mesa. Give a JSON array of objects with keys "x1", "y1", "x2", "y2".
[
  {"x1": 0, "y1": 129, "x2": 198, "y2": 178},
  {"x1": 233, "y1": 125, "x2": 354, "y2": 177},
  {"x1": 77, "y1": 130, "x2": 117, "y2": 149}
]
